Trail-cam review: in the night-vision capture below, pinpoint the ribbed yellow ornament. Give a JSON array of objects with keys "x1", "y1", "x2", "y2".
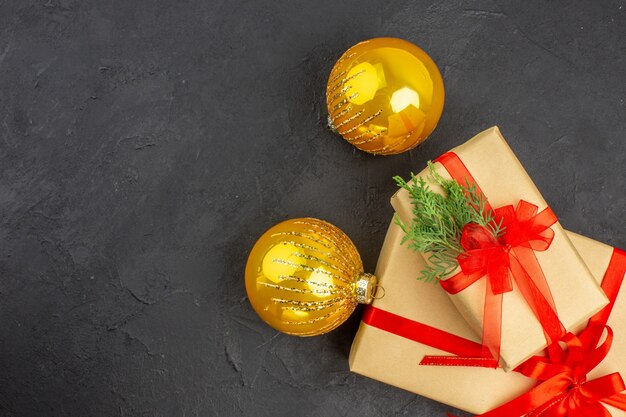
[
  {"x1": 245, "y1": 218, "x2": 377, "y2": 336},
  {"x1": 326, "y1": 37, "x2": 444, "y2": 155}
]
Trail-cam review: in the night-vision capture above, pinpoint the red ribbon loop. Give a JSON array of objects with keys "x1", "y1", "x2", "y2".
[
  {"x1": 472, "y1": 325, "x2": 626, "y2": 417},
  {"x1": 497, "y1": 201, "x2": 556, "y2": 250},
  {"x1": 432, "y1": 153, "x2": 565, "y2": 366}
]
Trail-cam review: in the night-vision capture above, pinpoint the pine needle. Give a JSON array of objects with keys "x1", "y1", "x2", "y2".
[{"x1": 394, "y1": 162, "x2": 504, "y2": 282}]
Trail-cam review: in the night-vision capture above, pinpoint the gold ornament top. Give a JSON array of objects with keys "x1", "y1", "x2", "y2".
[
  {"x1": 355, "y1": 273, "x2": 377, "y2": 304},
  {"x1": 326, "y1": 37, "x2": 444, "y2": 155},
  {"x1": 245, "y1": 218, "x2": 376, "y2": 336}
]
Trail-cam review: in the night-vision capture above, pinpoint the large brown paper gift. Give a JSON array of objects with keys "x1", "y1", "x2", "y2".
[
  {"x1": 390, "y1": 126, "x2": 608, "y2": 370},
  {"x1": 349, "y1": 222, "x2": 626, "y2": 415}
]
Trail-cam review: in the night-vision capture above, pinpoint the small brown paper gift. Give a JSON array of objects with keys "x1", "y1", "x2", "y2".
[
  {"x1": 349, "y1": 222, "x2": 626, "y2": 415},
  {"x1": 390, "y1": 126, "x2": 608, "y2": 370}
]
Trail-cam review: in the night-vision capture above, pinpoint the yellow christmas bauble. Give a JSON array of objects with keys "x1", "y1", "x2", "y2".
[
  {"x1": 326, "y1": 37, "x2": 444, "y2": 155},
  {"x1": 245, "y1": 218, "x2": 377, "y2": 336}
]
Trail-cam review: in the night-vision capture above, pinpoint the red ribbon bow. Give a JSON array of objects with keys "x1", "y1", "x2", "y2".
[
  {"x1": 421, "y1": 153, "x2": 565, "y2": 367},
  {"x1": 456, "y1": 202, "x2": 557, "y2": 294},
  {"x1": 426, "y1": 200, "x2": 565, "y2": 367},
  {"x1": 465, "y1": 324, "x2": 626, "y2": 417}
]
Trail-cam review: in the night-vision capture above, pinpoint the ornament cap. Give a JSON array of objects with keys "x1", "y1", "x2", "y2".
[
  {"x1": 327, "y1": 114, "x2": 338, "y2": 134},
  {"x1": 355, "y1": 273, "x2": 378, "y2": 304}
]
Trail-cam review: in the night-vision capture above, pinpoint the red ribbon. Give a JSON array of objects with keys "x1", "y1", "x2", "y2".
[
  {"x1": 422, "y1": 152, "x2": 565, "y2": 367},
  {"x1": 459, "y1": 247, "x2": 626, "y2": 417},
  {"x1": 470, "y1": 325, "x2": 626, "y2": 417},
  {"x1": 363, "y1": 306, "x2": 496, "y2": 367}
]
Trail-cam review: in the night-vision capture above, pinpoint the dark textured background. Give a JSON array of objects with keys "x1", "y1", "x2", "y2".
[{"x1": 0, "y1": 0, "x2": 624, "y2": 416}]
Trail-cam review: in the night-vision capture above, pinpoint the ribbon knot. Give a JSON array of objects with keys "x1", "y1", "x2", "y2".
[{"x1": 570, "y1": 378, "x2": 585, "y2": 390}]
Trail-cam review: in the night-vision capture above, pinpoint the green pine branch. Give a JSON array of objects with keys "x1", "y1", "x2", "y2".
[{"x1": 393, "y1": 162, "x2": 504, "y2": 283}]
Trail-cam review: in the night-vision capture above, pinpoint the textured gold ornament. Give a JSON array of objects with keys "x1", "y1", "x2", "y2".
[
  {"x1": 245, "y1": 218, "x2": 378, "y2": 336},
  {"x1": 326, "y1": 37, "x2": 445, "y2": 155}
]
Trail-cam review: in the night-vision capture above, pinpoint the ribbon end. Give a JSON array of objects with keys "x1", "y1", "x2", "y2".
[{"x1": 420, "y1": 355, "x2": 500, "y2": 369}]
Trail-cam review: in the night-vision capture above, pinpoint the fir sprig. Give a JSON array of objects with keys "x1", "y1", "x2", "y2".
[{"x1": 393, "y1": 162, "x2": 504, "y2": 282}]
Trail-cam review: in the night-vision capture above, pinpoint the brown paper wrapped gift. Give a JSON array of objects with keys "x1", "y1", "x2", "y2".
[
  {"x1": 390, "y1": 126, "x2": 608, "y2": 370},
  {"x1": 349, "y1": 221, "x2": 626, "y2": 415}
]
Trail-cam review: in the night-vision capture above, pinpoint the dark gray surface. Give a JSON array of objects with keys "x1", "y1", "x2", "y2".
[{"x1": 0, "y1": 1, "x2": 624, "y2": 416}]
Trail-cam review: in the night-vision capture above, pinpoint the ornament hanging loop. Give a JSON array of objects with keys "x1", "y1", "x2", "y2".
[{"x1": 372, "y1": 284, "x2": 386, "y2": 300}]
